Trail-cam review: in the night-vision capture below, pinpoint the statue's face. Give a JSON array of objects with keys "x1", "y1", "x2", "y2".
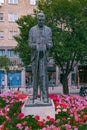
[{"x1": 37, "y1": 14, "x2": 45, "y2": 28}]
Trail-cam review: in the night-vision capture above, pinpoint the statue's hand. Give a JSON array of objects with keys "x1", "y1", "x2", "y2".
[{"x1": 37, "y1": 43, "x2": 46, "y2": 52}]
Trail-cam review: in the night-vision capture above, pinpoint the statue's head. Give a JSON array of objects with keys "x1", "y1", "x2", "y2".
[{"x1": 37, "y1": 12, "x2": 45, "y2": 28}]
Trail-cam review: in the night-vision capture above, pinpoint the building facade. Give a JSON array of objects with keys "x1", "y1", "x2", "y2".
[{"x1": 0, "y1": 0, "x2": 37, "y2": 88}]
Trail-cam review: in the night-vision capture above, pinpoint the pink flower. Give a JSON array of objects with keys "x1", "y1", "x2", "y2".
[
  {"x1": 42, "y1": 127, "x2": 50, "y2": 130},
  {"x1": 18, "y1": 113, "x2": 24, "y2": 118},
  {"x1": 25, "y1": 126, "x2": 30, "y2": 130},
  {"x1": 0, "y1": 124, "x2": 4, "y2": 129},
  {"x1": 19, "y1": 104, "x2": 23, "y2": 110},
  {"x1": 50, "y1": 125, "x2": 57, "y2": 129},
  {"x1": 42, "y1": 128, "x2": 48, "y2": 130},
  {"x1": 6, "y1": 117, "x2": 12, "y2": 122},
  {"x1": 16, "y1": 123, "x2": 22, "y2": 129},
  {"x1": 55, "y1": 119, "x2": 60, "y2": 123},
  {"x1": 65, "y1": 124, "x2": 71, "y2": 130},
  {"x1": 74, "y1": 128, "x2": 78, "y2": 130}
]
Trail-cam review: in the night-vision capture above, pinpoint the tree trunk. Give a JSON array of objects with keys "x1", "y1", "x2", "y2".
[{"x1": 62, "y1": 74, "x2": 69, "y2": 95}]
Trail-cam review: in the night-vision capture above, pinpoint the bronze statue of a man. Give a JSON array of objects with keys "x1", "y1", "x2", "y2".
[{"x1": 28, "y1": 12, "x2": 52, "y2": 103}]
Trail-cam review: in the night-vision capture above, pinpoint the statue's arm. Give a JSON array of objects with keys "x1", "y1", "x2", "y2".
[
  {"x1": 47, "y1": 28, "x2": 53, "y2": 49},
  {"x1": 28, "y1": 28, "x2": 36, "y2": 49}
]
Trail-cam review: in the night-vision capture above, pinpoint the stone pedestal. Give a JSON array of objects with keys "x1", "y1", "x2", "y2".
[{"x1": 21, "y1": 98, "x2": 55, "y2": 120}]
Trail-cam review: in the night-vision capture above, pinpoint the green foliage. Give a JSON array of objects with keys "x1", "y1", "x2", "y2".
[
  {"x1": 4, "y1": 118, "x2": 22, "y2": 130},
  {"x1": 83, "y1": 108, "x2": 87, "y2": 114},
  {"x1": 0, "y1": 96, "x2": 6, "y2": 108},
  {"x1": 37, "y1": 0, "x2": 87, "y2": 73},
  {"x1": 0, "y1": 116, "x2": 6, "y2": 125},
  {"x1": 4, "y1": 115, "x2": 39, "y2": 130},
  {"x1": 55, "y1": 111, "x2": 69, "y2": 119},
  {"x1": 24, "y1": 115, "x2": 39, "y2": 129},
  {"x1": 8, "y1": 101, "x2": 22, "y2": 117},
  {"x1": 36, "y1": 0, "x2": 87, "y2": 94},
  {"x1": 14, "y1": 15, "x2": 37, "y2": 66},
  {"x1": 78, "y1": 124, "x2": 87, "y2": 130},
  {"x1": 0, "y1": 56, "x2": 11, "y2": 73}
]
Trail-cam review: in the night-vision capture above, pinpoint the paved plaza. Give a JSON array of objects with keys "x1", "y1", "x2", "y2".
[{"x1": 1, "y1": 84, "x2": 80, "y2": 96}]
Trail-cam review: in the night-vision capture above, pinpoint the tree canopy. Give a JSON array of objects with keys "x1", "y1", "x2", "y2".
[
  {"x1": 36, "y1": 0, "x2": 87, "y2": 94},
  {"x1": 37, "y1": 0, "x2": 87, "y2": 68},
  {"x1": 0, "y1": 56, "x2": 11, "y2": 73},
  {"x1": 14, "y1": 0, "x2": 87, "y2": 94},
  {"x1": 14, "y1": 15, "x2": 37, "y2": 66}
]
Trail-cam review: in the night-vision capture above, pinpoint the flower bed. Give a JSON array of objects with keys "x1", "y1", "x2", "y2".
[{"x1": 0, "y1": 92, "x2": 87, "y2": 130}]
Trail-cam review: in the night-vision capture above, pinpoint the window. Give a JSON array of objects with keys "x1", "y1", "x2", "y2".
[
  {"x1": 0, "y1": 31, "x2": 4, "y2": 39},
  {"x1": 15, "y1": 52, "x2": 19, "y2": 58},
  {"x1": 7, "y1": 50, "x2": 14, "y2": 58},
  {"x1": 8, "y1": 0, "x2": 18, "y2": 4},
  {"x1": 0, "y1": 71, "x2": 4, "y2": 87},
  {"x1": 0, "y1": 0, "x2": 4, "y2": 3},
  {"x1": 30, "y1": 0, "x2": 37, "y2": 5},
  {"x1": 0, "y1": 50, "x2": 5, "y2": 56},
  {"x1": 0, "y1": 13, "x2": 4, "y2": 21},
  {"x1": 7, "y1": 49, "x2": 19, "y2": 58},
  {"x1": 8, "y1": 13, "x2": 18, "y2": 22},
  {"x1": 9, "y1": 30, "x2": 18, "y2": 39}
]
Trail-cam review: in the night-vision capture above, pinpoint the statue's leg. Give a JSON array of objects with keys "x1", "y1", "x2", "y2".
[
  {"x1": 32, "y1": 62, "x2": 38, "y2": 101},
  {"x1": 39, "y1": 59, "x2": 48, "y2": 103}
]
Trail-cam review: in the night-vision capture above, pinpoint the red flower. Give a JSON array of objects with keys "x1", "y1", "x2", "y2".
[
  {"x1": 74, "y1": 119, "x2": 79, "y2": 123},
  {"x1": 6, "y1": 128, "x2": 9, "y2": 130},
  {"x1": 46, "y1": 115, "x2": 51, "y2": 119},
  {"x1": 52, "y1": 96, "x2": 58, "y2": 101},
  {"x1": 62, "y1": 118, "x2": 67, "y2": 121},
  {"x1": 14, "y1": 113, "x2": 17, "y2": 116},
  {"x1": 83, "y1": 115, "x2": 87, "y2": 121},
  {"x1": 80, "y1": 111, "x2": 84, "y2": 115},
  {"x1": 67, "y1": 110, "x2": 71, "y2": 114},
  {"x1": 35, "y1": 115, "x2": 40, "y2": 121},
  {"x1": 60, "y1": 104, "x2": 67, "y2": 108},
  {"x1": 18, "y1": 113, "x2": 24, "y2": 118},
  {"x1": 22, "y1": 121, "x2": 27, "y2": 126},
  {"x1": 72, "y1": 126, "x2": 77, "y2": 129},
  {"x1": 38, "y1": 121, "x2": 44, "y2": 126},
  {"x1": 49, "y1": 118, "x2": 55, "y2": 123},
  {"x1": 68, "y1": 120, "x2": 70, "y2": 124},
  {"x1": 79, "y1": 122, "x2": 84, "y2": 125},
  {"x1": 78, "y1": 118, "x2": 83, "y2": 123},
  {"x1": 29, "y1": 126, "x2": 32, "y2": 129}
]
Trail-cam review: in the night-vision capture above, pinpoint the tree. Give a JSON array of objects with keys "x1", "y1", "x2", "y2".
[
  {"x1": 14, "y1": 0, "x2": 87, "y2": 94},
  {"x1": 36, "y1": 0, "x2": 87, "y2": 94},
  {"x1": 0, "y1": 56, "x2": 11, "y2": 73},
  {"x1": 14, "y1": 15, "x2": 36, "y2": 67}
]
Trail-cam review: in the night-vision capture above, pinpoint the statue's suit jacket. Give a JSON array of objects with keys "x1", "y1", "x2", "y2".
[{"x1": 28, "y1": 25, "x2": 52, "y2": 64}]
